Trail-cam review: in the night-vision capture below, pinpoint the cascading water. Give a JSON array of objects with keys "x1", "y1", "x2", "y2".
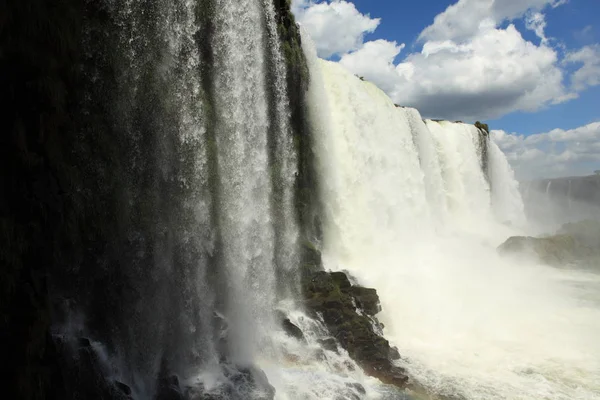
[
  {"x1": 9, "y1": 2, "x2": 600, "y2": 400},
  {"x1": 303, "y1": 33, "x2": 600, "y2": 400},
  {"x1": 488, "y1": 141, "x2": 526, "y2": 227},
  {"x1": 406, "y1": 109, "x2": 448, "y2": 225},
  {"x1": 211, "y1": 0, "x2": 278, "y2": 363},
  {"x1": 309, "y1": 58, "x2": 432, "y2": 261},
  {"x1": 425, "y1": 120, "x2": 494, "y2": 231}
]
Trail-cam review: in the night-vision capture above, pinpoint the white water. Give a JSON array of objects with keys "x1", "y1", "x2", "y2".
[
  {"x1": 488, "y1": 141, "x2": 526, "y2": 228},
  {"x1": 212, "y1": 0, "x2": 277, "y2": 363},
  {"x1": 304, "y1": 37, "x2": 600, "y2": 400},
  {"x1": 262, "y1": 0, "x2": 300, "y2": 282}
]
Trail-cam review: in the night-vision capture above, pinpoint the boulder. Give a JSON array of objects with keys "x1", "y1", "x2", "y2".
[
  {"x1": 301, "y1": 270, "x2": 408, "y2": 388},
  {"x1": 348, "y1": 287, "x2": 381, "y2": 316},
  {"x1": 115, "y1": 381, "x2": 132, "y2": 397},
  {"x1": 282, "y1": 318, "x2": 305, "y2": 342},
  {"x1": 317, "y1": 337, "x2": 338, "y2": 353}
]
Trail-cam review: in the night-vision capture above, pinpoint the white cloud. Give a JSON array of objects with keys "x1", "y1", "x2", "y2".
[
  {"x1": 339, "y1": 40, "x2": 405, "y2": 95},
  {"x1": 292, "y1": 0, "x2": 380, "y2": 58},
  {"x1": 565, "y1": 45, "x2": 600, "y2": 91},
  {"x1": 493, "y1": 122, "x2": 600, "y2": 180},
  {"x1": 294, "y1": 0, "x2": 597, "y2": 122},
  {"x1": 340, "y1": 24, "x2": 570, "y2": 120},
  {"x1": 419, "y1": 0, "x2": 565, "y2": 42},
  {"x1": 525, "y1": 11, "x2": 548, "y2": 43}
]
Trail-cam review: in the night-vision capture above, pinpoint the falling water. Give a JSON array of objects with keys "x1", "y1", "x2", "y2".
[
  {"x1": 32, "y1": 2, "x2": 600, "y2": 399},
  {"x1": 211, "y1": 0, "x2": 279, "y2": 363},
  {"x1": 262, "y1": 0, "x2": 300, "y2": 291},
  {"x1": 406, "y1": 109, "x2": 448, "y2": 225},
  {"x1": 488, "y1": 140, "x2": 526, "y2": 227},
  {"x1": 304, "y1": 37, "x2": 600, "y2": 400}
]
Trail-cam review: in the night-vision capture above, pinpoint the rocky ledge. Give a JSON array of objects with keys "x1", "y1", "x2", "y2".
[
  {"x1": 301, "y1": 270, "x2": 408, "y2": 388},
  {"x1": 498, "y1": 220, "x2": 600, "y2": 268}
]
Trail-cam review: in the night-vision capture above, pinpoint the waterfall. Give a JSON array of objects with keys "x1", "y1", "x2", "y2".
[
  {"x1": 488, "y1": 140, "x2": 526, "y2": 227},
  {"x1": 48, "y1": 0, "x2": 307, "y2": 397},
  {"x1": 304, "y1": 36, "x2": 600, "y2": 400},
  {"x1": 425, "y1": 120, "x2": 493, "y2": 230},
  {"x1": 406, "y1": 109, "x2": 448, "y2": 225},
  {"x1": 211, "y1": 0, "x2": 277, "y2": 363},
  {"x1": 9, "y1": 1, "x2": 600, "y2": 400},
  {"x1": 262, "y1": 0, "x2": 300, "y2": 294},
  {"x1": 309, "y1": 58, "x2": 431, "y2": 262}
]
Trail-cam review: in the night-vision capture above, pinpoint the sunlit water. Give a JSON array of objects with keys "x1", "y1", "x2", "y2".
[{"x1": 302, "y1": 31, "x2": 600, "y2": 400}]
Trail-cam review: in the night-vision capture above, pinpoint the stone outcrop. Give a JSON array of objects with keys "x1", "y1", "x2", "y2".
[
  {"x1": 301, "y1": 270, "x2": 408, "y2": 388},
  {"x1": 498, "y1": 220, "x2": 600, "y2": 268}
]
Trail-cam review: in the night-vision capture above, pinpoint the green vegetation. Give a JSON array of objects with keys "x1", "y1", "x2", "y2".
[{"x1": 474, "y1": 121, "x2": 490, "y2": 135}]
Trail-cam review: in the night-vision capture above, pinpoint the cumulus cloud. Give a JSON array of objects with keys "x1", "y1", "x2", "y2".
[
  {"x1": 292, "y1": 0, "x2": 380, "y2": 58},
  {"x1": 564, "y1": 45, "x2": 600, "y2": 91},
  {"x1": 339, "y1": 40, "x2": 405, "y2": 95},
  {"x1": 492, "y1": 122, "x2": 600, "y2": 180},
  {"x1": 295, "y1": 0, "x2": 597, "y2": 122},
  {"x1": 341, "y1": 23, "x2": 570, "y2": 120},
  {"x1": 525, "y1": 11, "x2": 548, "y2": 43},
  {"x1": 419, "y1": 0, "x2": 565, "y2": 42}
]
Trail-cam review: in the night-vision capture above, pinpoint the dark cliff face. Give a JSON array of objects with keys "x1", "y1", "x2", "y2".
[
  {"x1": 1, "y1": 0, "x2": 312, "y2": 399},
  {"x1": 1, "y1": 1, "x2": 85, "y2": 398}
]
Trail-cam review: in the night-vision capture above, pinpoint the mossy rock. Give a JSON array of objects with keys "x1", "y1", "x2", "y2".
[
  {"x1": 474, "y1": 121, "x2": 490, "y2": 135},
  {"x1": 301, "y1": 270, "x2": 408, "y2": 388}
]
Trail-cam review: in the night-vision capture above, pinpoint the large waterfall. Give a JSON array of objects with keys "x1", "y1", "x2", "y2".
[
  {"x1": 303, "y1": 34, "x2": 600, "y2": 400},
  {"x1": 5, "y1": 2, "x2": 600, "y2": 400}
]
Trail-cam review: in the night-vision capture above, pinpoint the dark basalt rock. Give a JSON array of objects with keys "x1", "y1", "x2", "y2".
[
  {"x1": 155, "y1": 359, "x2": 185, "y2": 400},
  {"x1": 318, "y1": 337, "x2": 339, "y2": 353},
  {"x1": 301, "y1": 270, "x2": 408, "y2": 388},
  {"x1": 52, "y1": 335, "x2": 133, "y2": 400},
  {"x1": 115, "y1": 381, "x2": 132, "y2": 396},
  {"x1": 348, "y1": 286, "x2": 381, "y2": 316},
  {"x1": 282, "y1": 318, "x2": 305, "y2": 342}
]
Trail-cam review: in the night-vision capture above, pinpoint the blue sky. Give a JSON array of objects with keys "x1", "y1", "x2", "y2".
[
  {"x1": 292, "y1": 0, "x2": 600, "y2": 179},
  {"x1": 349, "y1": 0, "x2": 600, "y2": 134}
]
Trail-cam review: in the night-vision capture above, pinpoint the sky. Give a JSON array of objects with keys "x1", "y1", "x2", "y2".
[{"x1": 291, "y1": 0, "x2": 600, "y2": 180}]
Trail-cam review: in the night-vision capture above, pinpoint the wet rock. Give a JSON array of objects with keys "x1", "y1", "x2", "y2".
[
  {"x1": 348, "y1": 287, "x2": 381, "y2": 316},
  {"x1": 301, "y1": 270, "x2": 408, "y2": 388},
  {"x1": 389, "y1": 346, "x2": 401, "y2": 360},
  {"x1": 282, "y1": 318, "x2": 305, "y2": 341},
  {"x1": 318, "y1": 337, "x2": 339, "y2": 353},
  {"x1": 346, "y1": 382, "x2": 366, "y2": 395},
  {"x1": 156, "y1": 370, "x2": 184, "y2": 400},
  {"x1": 51, "y1": 335, "x2": 132, "y2": 400},
  {"x1": 115, "y1": 381, "x2": 132, "y2": 396},
  {"x1": 330, "y1": 271, "x2": 352, "y2": 289}
]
